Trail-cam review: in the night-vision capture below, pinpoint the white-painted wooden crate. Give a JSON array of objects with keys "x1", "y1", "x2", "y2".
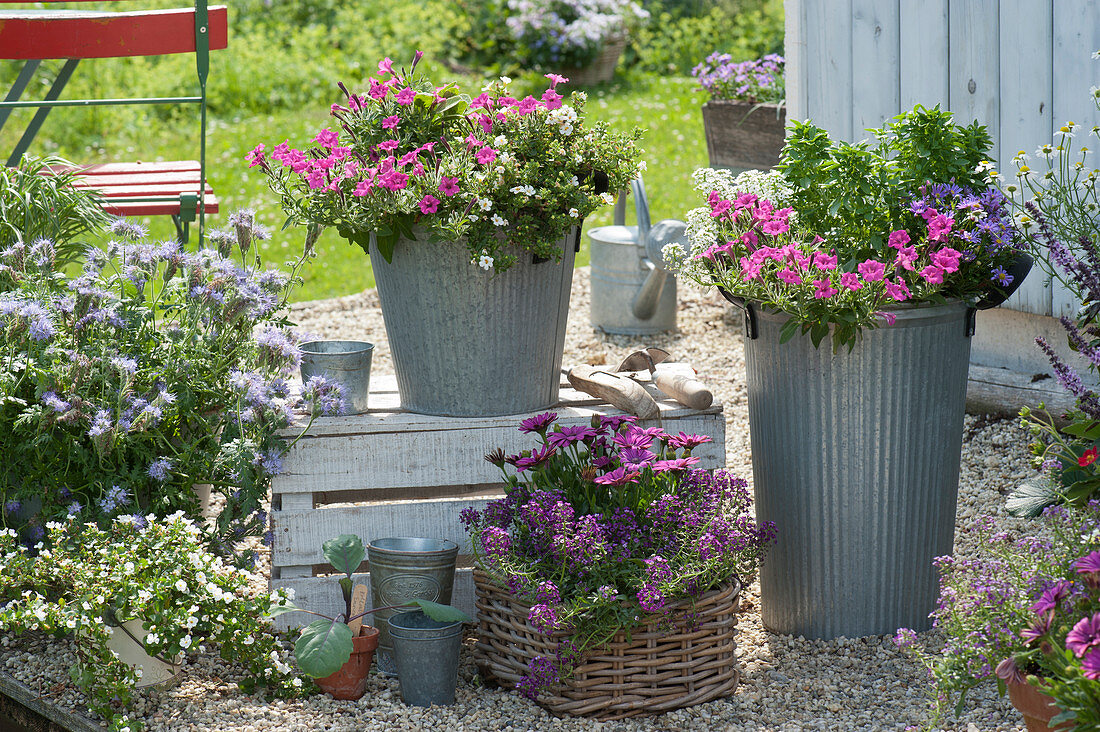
[{"x1": 270, "y1": 372, "x2": 725, "y2": 630}]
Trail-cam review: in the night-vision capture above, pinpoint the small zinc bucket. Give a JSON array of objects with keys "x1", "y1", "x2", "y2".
[
  {"x1": 299, "y1": 340, "x2": 374, "y2": 414},
  {"x1": 388, "y1": 609, "x2": 464, "y2": 707},
  {"x1": 105, "y1": 619, "x2": 180, "y2": 688},
  {"x1": 368, "y1": 537, "x2": 458, "y2": 675}
]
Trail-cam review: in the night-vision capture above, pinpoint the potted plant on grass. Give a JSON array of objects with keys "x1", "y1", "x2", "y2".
[
  {"x1": 504, "y1": 0, "x2": 650, "y2": 85},
  {"x1": 693, "y1": 53, "x2": 785, "y2": 171},
  {"x1": 894, "y1": 504, "x2": 1100, "y2": 730},
  {"x1": 0, "y1": 514, "x2": 306, "y2": 731},
  {"x1": 251, "y1": 51, "x2": 643, "y2": 417},
  {"x1": 663, "y1": 105, "x2": 1029, "y2": 639},
  {"x1": 268, "y1": 534, "x2": 470, "y2": 701},
  {"x1": 464, "y1": 413, "x2": 776, "y2": 718}
]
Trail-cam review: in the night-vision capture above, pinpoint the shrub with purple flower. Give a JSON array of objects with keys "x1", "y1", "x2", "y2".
[
  {"x1": 467, "y1": 413, "x2": 775, "y2": 698},
  {"x1": 692, "y1": 53, "x2": 784, "y2": 104},
  {"x1": 896, "y1": 505, "x2": 1100, "y2": 725},
  {"x1": 0, "y1": 209, "x2": 329, "y2": 561},
  {"x1": 665, "y1": 106, "x2": 1023, "y2": 350}
]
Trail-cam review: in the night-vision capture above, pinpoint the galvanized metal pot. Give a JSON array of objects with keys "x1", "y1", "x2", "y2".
[
  {"x1": 299, "y1": 340, "x2": 374, "y2": 414},
  {"x1": 367, "y1": 537, "x2": 458, "y2": 676},
  {"x1": 388, "y1": 610, "x2": 464, "y2": 707},
  {"x1": 743, "y1": 301, "x2": 972, "y2": 639},
  {"x1": 369, "y1": 230, "x2": 577, "y2": 417}
]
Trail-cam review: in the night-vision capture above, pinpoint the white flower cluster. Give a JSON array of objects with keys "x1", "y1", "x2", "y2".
[{"x1": 546, "y1": 105, "x2": 578, "y2": 136}]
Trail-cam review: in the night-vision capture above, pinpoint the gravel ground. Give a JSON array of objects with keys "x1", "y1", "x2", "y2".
[{"x1": 0, "y1": 269, "x2": 1042, "y2": 731}]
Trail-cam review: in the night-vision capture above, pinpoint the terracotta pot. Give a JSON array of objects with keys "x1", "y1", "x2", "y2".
[
  {"x1": 1007, "y1": 677, "x2": 1073, "y2": 732},
  {"x1": 314, "y1": 626, "x2": 380, "y2": 701}
]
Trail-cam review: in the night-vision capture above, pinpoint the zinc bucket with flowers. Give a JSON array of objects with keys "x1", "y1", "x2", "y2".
[
  {"x1": 464, "y1": 412, "x2": 776, "y2": 719},
  {"x1": 251, "y1": 52, "x2": 643, "y2": 417},
  {"x1": 664, "y1": 105, "x2": 1031, "y2": 639}
]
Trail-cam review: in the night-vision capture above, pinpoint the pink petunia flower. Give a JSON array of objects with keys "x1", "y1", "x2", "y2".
[
  {"x1": 353, "y1": 178, "x2": 374, "y2": 197},
  {"x1": 884, "y1": 278, "x2": 911, "y2": 302},
  {"x1": 377, "y1": 139, "x2": 400, "y2": 153},
  {"x1": 419, "y1": 195, "x2": 440, "y2": 214},
  {"x1": 887, "y1": 229, "x2": 911, "y2": 249},
  {"x1": 895, "y1": 245, "x2": 918, "y2": 271},
  {"x1": 438, "y1": 176, "x2": 460, "y2": 196},
  {"x1": 761, "y1": 219, "x2": 790, "y2": 236},
  {"x1": 313, "y1": 129, "x2": 339, "y2": 148},
  {"x1": 839, "y1": 272, "x2": 862, "y2": 291},
  {"x1": 812, "y1": 252, "x2": 838, "y2": 270},
  {"x1": 377, "y1": 56, "x2": 394, "y2": 76},
  {"x1": 931, "y1": 247, "x2": 961, "y2": 273},
  {"x1": 395, "y1": 86, "x2": 416, "y2": 105},
  {"x1": 368, "y1": 78, "x2": 388, "y2": 101},
  {"x1": 544, "y1": 73, "x2": 569, "y2": 87},
  {"x1": 541, "y1": 88, "x2": 563, "y2": 110},
  {"x1": 514, "y1": 96, "x2": 539, "y2": 115},
  {"x1": 777, "y1": 267, "x2": 802, "y2": 285},
  {"x1": 857, "y1": 259, "x2": 886, "y2": 282},
  {"x1": 813, "y1": 278, "x2": 838, "y2": 299},
  {"x1": 477, "y1": 114, "x2": 493, "y2": 135},
  {"x1": 920, "y1": 264, "x2": 945, "y2": 284},
  {"x1": 927, "y1": 213, "x2": 954, "y2": 242},
  {"x1": 475, "y1": 146, "x2": 498, "y2": 165},
  {"x1": 381, "y1": 115, "x2": 400, "y2": 130},
  {"x1": 710, "y1": 198, "x2": 732, "y2": 218},
  {"x1": 245, "y1": 143, "x2": 265, "y2": 167},
  {"x1": 740, "y1": 256, "x2": 762, "y2": 281}
]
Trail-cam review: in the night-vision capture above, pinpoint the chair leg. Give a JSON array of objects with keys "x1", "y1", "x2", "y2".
[{"x1": 171, "y1": 214, "x2": 189, "y2": 245}]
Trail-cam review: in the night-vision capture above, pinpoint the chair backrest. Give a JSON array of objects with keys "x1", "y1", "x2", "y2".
[{"x1": 0, "y1": 0, "x2": 228, "y2": 240}]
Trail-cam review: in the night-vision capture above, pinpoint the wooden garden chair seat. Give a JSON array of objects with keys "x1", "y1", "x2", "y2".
[{"x1": 0, "y1": 0, "x2": 228, "y2": 243}]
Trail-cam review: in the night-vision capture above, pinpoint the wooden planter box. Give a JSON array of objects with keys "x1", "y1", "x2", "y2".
[
  {"x1": 473, "y1": 569, "x2": 742, "y2": 720},
  {"x1": 701, "y1": 100, "x2": 786, "y2": 171},
  {"x1": 269, "y1": 373, "x2": 725, "y2": 631}
]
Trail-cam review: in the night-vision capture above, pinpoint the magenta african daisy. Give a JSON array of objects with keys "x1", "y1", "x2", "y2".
[
  {"x1": 1066, "y1": 612, "x2": 1100, "y2": 657},
  {"x1": 547, "y1": 425, "x2": 598, "y2": 448},
  {"x1": 593, "y1": 467, "x2": 640, "y2": 486},
  {"x1": 519, "y1": 412, "x2": 557, "y2": 434}
]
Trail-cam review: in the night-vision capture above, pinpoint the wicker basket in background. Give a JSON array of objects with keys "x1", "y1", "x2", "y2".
[
  {"x1": 472, "y1": 569, "x2": 742, "y2": 720},
  {"x1": 561, "y1": 34, "x2": 628, "y2": 86}
]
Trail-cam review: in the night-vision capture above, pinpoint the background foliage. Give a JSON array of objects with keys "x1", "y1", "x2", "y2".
[{"x1": 0, "y1": 0, "x2": 783, "y2": 301}]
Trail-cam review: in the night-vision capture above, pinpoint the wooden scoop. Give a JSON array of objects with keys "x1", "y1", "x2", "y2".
[{"x1": 567, "y1": 365, "x2": 660, "y2": 419}]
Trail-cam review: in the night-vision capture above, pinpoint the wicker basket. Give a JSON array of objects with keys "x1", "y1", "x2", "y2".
[
  {"x1": 562, "y1": 34, "x2": 628, "y2": 86},
  {"x1": 472, "y1": 569, "x2": 742, "y2": 720}
]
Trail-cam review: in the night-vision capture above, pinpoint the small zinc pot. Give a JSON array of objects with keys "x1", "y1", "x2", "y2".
[
  {"x1": 562, "y1": 34, "x2": 627, "y2": 85},
  {"x1": 314, "y1": 625, "x2": 380, "y2": 701},
  {"x1": 299, "y1": 340, "x2": 374, "y2": 414},
  {"x1": 367, "y1": 537, "x2": 459, "y2": 676},
  {"x1": 701, "y1": 100, "x2": 786, "y2": 172},
  {"x1": 388, "y1": 609, "x2": 464, "y2": 707},
  {"x1": 105, "y1": 619, "x2": 180, "y2": 688},
  {"x1": 1007, "y1": 676, "x2": 1072, "y2": 732}
]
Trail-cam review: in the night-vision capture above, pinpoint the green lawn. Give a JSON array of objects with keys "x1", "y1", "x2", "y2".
[{"x1": 12, "y1": 72, "x2": 710, "y2": 303}]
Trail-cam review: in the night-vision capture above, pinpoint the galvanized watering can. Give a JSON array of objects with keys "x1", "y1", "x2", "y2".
[{"x1": 587, "y1": 178, "x2": 687, "y2": 335}]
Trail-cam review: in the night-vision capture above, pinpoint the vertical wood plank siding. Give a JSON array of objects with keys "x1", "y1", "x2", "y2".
[{"x1": 787, "y1": 0, "x2": 1100, "y2": 317}]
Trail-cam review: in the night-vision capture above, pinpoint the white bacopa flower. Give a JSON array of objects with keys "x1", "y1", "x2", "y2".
[
  {"x1": 574, "y1": 153, "x2": 584, "y2": 164},
  {"x1": 133, "y1": 668, "x2": 143, "y2": 679},
  {"x1": 570, "y1": 175, "x2": 580, "y2": 186},
  {"x1": 243, "y1": 635, "x2": 255, "y2": 645},
  {"x1": 491, "y1": 214, "x2": 508, "y2": 227},
  {"x1": 175, "y1": 579, "x2": 187, "y2": 593},
  {"x1": 559, "y1": 122, "x2": 574, "y2": 136},
  {"x1": 568, "y1": 208, "x2": 579, "y2": 218},
  {"x1": 468, "y1": 214, "x2": 479, "y2": 222},
  {"x1": 599, "y1": 192, "x2": 615, "y2": 205},
  {"x1": 292, "y1": 677, "x2": 303, "y2": 687},
  {"x1": 498, "y1": 152, "x2": 514, "y2": 166},
  {"x1": 184, "y1": 616, "x2": 198, "y2": 629},
  {"x1": 146, "y1": 632, "x2": 160, "y2": 644},
  {"x1": 123, "y1": 561, "x2": 134, "y2": 573},
  {"x1": 179, "y1": 635, "x2": 192, "y2": 649},
  {"x1": 499, "y1": 75, "x2": 512, "y2": 85},
  {"x1": 478, "y1": 254, "x2": 494, "y2": 270},
  {"x1": 478, "y1": 198, "x2": 493, "y2": 211},
  {"x1": 493, "y1": 135, "x2": 507, "y2": 147}
]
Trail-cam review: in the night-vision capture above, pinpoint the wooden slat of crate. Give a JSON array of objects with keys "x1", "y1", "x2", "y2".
[{"x1": 270, "y1": 372, "x2": 726, "y2": 630}]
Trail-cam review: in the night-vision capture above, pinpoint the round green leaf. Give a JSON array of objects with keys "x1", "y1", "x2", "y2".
[{"x1": 295, "y1": 618, "x2": 354, "y2": 678}]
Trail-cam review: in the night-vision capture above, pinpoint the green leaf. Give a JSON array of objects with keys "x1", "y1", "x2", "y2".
[
  {"x1": 411, "y1": 598, "x2": 473, "y2": 624},
  {"x1": 1006, "y1": 477, "x2": 1060, "y2": 518},
  {"x1": 375, "y1": 231, "x2": 398, "y2": 263},
  {"x1": 266, "y1": 601, "x2": 302, "y2": 618},
  {"x1": 1062, "y1": 420, "x2": 1100, "y2": 440},
  {"x1": 295, "y1": 618, "x2": 354, "y2": 678},
  {"x1": 336, "y1": 225, "x2": 372, "y2": 256},
  {"x1": 322, "y1": 534, "x2": 365, "y2": 577},
  {"x1": 778, "y1": 317, "x2": 801, "y2": 344}
]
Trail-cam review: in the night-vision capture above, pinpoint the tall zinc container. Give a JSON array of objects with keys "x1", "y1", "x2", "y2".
[{"x1": 744, "y1": 301, "x2": 972, "y2": 639}]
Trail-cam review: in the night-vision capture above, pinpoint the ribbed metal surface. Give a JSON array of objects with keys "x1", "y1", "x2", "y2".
[
  {"x1": 588, "y1": 225, "x2": 677, "y2": 335},
  {"x1": 368, "y1": 538, "x2": 458, "y2": 676},
  {"x1": 370, "y1": 231, "x2": 576, "y2": 417},
  {"x1": 388, "y1": 610, "x2": 464, "y2": 706},
  {"x1": 298, "y1": 340, "x2": 373, "y2": 414},
  {"x1": 745, "y1": 302, "x2": 971, "y2": 639}
]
